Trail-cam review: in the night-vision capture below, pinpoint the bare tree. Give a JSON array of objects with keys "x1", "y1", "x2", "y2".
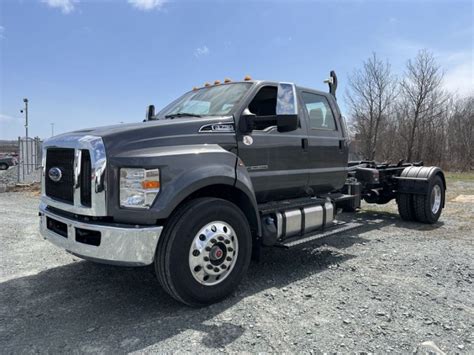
[
  {"x1": 447, "y1": 96, "x2": 474, "y2": 171},
  {"x1": 399, "y1": 50, "x2": 447, "y2": 162},
  {"x1": 346, "y1": 53, "x2": 398, "y2": 161}
]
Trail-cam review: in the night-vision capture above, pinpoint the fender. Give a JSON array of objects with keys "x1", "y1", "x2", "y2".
[
  {"x1": 397, "y1": 166, "x2": 446, "y2": 205},
  {"x1": 107, "y1": 144, "x2": 260, "y2": 228}
]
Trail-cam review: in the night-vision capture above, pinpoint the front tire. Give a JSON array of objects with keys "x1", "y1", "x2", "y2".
[
  {"x1": 0, "y1": 163, "x2": 8, "y2": 170},
  {"x1": 155, "y1": 197, "x2": 252, "y2": 306}
]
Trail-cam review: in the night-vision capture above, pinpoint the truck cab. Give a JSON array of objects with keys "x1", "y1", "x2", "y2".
[{"x1": 39, "y1": 74, "x2": 446, "y2": 306}]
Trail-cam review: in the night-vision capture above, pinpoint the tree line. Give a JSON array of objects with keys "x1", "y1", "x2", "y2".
[{"x1": 345, "y1": 49, "x2": 473, "y2": 171}]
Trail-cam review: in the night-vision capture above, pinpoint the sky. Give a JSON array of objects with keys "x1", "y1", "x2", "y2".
[{"x1": 0, "y1": 0, "x2": 472, "y2": 140}]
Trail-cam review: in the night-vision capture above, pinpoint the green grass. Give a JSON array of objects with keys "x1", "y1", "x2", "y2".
[{"x1": 445, "y1": 171, "x2": 474, "y2": 182}]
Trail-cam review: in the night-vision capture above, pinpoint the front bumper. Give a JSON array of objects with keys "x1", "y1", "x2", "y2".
[{"x1": 39, "y1": 203, "x2": 163, "y2": 266}]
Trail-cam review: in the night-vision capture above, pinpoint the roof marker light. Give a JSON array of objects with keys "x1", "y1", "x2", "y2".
[
  {"x1": 214, "y1": 80, "x2": 221, "y2": 85},
  {"x1": 204, "y1": 82, "x2": 211, "y2": 87},
  {"x1": 244, "y1": 75, "x2": 252, "y2": 81},
  {"x1": 224, "y1": 78, "x2": 232, "y2": 83}
]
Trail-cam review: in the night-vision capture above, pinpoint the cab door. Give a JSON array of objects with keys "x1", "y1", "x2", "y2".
[
  {"x1": 237, "y1": 83, "x2": 310, "y2": 203},
  {"x1": 299, "y1": 90, "x2": 347, "y2": 194}
]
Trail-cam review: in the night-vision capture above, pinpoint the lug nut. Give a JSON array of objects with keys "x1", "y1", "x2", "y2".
[
  {"x1": 218, "y1": 236, "x2": 224, "y2": 241},
  {"x1": 226, "y1": 257, "x2": 232, "y2": 262},
  {"x1": 207, "y1": 264, "x2": 213, "y2": 270},
  {"x1": 205, "y1": 246, "x2": 211, "y2": 252},
  {"x1": 192, "y1": 250, "x2": 200, "y2": 257},
  {"x1": 203, "y1": 256, "x2": 210, "y2": 261},
  {"x1": 221, "y1": 264, "x2": 227, "y2": 269},
  {"x1": 228, "y1": 247, "x2": 233, "y2": 252},
  {"x1": 210, "y1": 238, "x2": 217, "y2": 244},
  {"x1": 224, "y1": 240, "x2": 230, "y2": 244},
  {"x1": 214, "y1": 267, "x2": 220, "y2": 272}
]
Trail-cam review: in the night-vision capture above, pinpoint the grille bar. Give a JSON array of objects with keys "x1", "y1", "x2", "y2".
[
  {"x1": 45, "y1": 148, "x2": 75, "y2": 204},
  {"x1": 80, "y1": 150, "x2": 92, "y2": 207}
]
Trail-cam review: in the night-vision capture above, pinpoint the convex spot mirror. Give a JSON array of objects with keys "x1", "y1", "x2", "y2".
[{"x1": 276, "y1": 83, "x2": 298, "y2": 132}]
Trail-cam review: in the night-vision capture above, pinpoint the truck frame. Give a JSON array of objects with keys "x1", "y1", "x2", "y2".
[{"x1": 39, "y1": 72, "x2": 446, "y2": 306}]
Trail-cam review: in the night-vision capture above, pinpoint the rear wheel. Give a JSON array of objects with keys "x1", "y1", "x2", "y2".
[
  {"x1": 155, "y1": 197, "x2": 252, "y2": 306},
  {"x1": 397, "y1": 193, "x2": 416, "y2": 221},
  {"x1": 413, "y1": 175, "x2": 444, "y2": 224}
]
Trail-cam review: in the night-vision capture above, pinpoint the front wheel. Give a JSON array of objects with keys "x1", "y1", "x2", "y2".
[
  {"x1": 155, "y1": 197, "x2": 252, "y2": 306},
  {"x1": 0, "y1": 163, "x2": 8, "y2": 170}
]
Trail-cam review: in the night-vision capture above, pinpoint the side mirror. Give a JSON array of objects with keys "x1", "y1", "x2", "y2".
[
  {"x1": 277, "y1": 114, "x2": 298, "y2": 132},
  {"x1": 276, "y1": 82, "x2": 298, "y2": 132},
  {"x1": 145, "y1": 105, "x2": 155, "y2": 121},
  {"x1": 239, "y1": 109, "x2": 256, "y2": 134}
]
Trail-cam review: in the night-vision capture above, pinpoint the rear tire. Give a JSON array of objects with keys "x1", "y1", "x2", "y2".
[
  {"x1": 155, "y1": 197, "x2": 252, "y2": 306},
  {"x1": 397, "y1": 193, "x2": 416, "y2": 221},
  {"x1": 413, "y1": 175, "x2": 444, "y2": 224}
]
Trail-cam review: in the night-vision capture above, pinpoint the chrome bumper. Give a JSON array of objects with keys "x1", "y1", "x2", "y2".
[{"x1": 39, "y1": 203, "x2": 162, "y2": 266}]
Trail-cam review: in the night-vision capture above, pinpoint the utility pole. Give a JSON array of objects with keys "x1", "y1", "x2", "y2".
[
  {"x1": 23, "y1": 98, "x2": 28, "y2": 140},
  {"x1": 20, "y1": 98, "x2": 29, "y2": 176},
  {"x1": 50, "y1": 123, "x2": 55, "y2": 137}
]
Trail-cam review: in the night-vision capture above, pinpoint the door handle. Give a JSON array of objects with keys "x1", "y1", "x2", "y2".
[{"x1": 302, "y1": 138, "x2": 308, "y2": 150}]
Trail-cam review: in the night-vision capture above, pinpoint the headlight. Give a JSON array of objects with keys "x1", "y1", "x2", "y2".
[{"x1": 120, "y1": 168, "x2": 160, "y2": 208}]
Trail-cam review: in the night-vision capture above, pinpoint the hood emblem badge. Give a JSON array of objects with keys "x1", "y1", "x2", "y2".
[{"x1": 48, "y1": 167, "x2": 63, "y2": 182}]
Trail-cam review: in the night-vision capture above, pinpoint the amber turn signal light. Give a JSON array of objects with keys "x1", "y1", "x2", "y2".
[{"x1": 142, "y1": 180, "x2": 161, "y2": 189}]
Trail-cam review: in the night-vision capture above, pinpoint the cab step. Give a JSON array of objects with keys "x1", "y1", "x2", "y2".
[{"x1": 276, "y1": 221, "x2": 363, "y2": 248}]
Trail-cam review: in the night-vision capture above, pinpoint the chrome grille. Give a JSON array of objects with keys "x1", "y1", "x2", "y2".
[{"x1": 41, "y1": 135, "x2": 107, "y2": 217}]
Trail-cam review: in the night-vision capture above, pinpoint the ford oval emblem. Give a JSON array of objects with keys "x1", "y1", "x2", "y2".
[{"x1": 48, "y1": 167, "x2": 63, "y2": 182}]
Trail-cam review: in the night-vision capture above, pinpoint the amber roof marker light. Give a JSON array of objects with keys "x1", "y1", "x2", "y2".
[
  {"x1": 224, "y1": 78, "x2": 232, "y2": 83},
  {"x1": 214, "y1": 80, "x2": 221, "y2": 85},
  {"x1": 244, "y1": 75, "x2": 252, "y2": 81}
]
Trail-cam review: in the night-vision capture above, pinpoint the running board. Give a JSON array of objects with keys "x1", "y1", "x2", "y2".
[{"x1": 276, "y1": 221, "x2": 364, "y2": 248}]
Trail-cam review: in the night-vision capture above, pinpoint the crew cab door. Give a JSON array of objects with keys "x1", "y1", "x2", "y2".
[
  {"x1": 299, "y1": 91, "x2": 348, "y2": 194},
  {"x1": 237, "y1": 83, "x2": 309, "y2": 203}
]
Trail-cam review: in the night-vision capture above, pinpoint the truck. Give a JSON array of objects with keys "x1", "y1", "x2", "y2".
[
  {"x1": 39, "y1": 72, "x2": 446, "y2": 306},
  {"x1": 0, "y1": 155, "x2": 17, "y2": 170}
]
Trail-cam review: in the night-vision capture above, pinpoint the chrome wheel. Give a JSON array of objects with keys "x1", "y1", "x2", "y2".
[
  {"x1": 188, "y1": 221, "x2": 238, "y2": 286},
  {"x1": 431, "y1": 184, "x2": 442, "y2": 214}
]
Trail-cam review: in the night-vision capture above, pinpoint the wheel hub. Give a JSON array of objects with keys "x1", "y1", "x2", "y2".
[{"x1": 188, "y1": 221, "x2": 238, "y2": 286}]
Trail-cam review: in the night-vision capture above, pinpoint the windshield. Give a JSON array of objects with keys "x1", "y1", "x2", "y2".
[{"x1": 156, "y1": 82, "x2": 252, "y2": 119}]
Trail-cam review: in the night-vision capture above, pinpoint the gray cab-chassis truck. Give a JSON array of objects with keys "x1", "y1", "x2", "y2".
[{"x1": 39, "y1": 73, "x2": 446, "y2": 306}]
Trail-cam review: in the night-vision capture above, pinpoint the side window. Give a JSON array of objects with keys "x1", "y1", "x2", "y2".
[{"x1": 301, "y1": 92, "x2": 337, "y2": 130}]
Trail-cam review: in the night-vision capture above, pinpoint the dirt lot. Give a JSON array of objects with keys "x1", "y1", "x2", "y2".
[{"x1": 0, "y1": 175, "x2": 473, "y2": 353}]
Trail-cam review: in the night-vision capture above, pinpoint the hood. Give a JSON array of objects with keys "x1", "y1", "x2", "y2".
[{"x1": 51, "y1": 115, "x2": 235, "y2": 156}]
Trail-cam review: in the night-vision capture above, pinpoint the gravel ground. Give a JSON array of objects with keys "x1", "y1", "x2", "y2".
[
  {"x1": 0, "y1": 165, "x2": 41, "y2": 186},
  {"x1": 0, "y1": 179, "x2": 473, "y2": 353}
]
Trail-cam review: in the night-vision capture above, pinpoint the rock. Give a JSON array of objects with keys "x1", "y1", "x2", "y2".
[
  {"x1": 457, "y1": 345, "x2": 465, "y2": 350},
  {"x1": 415, "y1": 341, "x2": 446, "y2": 355},
  {"x1": 343, "y1": 319, "x2": 351, "y2": 324}
]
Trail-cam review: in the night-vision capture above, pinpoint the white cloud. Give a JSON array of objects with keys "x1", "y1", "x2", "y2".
[
  {"x1": 443, "y1": 57, "x2": 473, "y2": 98},
  {"x1": 128, "y1": 0, "x2": 166, "y2": 11},
  {"x1": 194, "y1": 45, "x2": 209, "y2": 58},
  {"x1": 41, "y1": 0, "x2": 78, "y2": 14}
]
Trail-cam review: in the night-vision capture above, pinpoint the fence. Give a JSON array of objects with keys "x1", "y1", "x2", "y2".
[{"x1": 17, "y1": 137, "x2": 42, "y2": 183}]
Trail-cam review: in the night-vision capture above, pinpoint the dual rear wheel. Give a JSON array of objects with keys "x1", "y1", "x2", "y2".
[{"x1": 397, "y1": 175, "x2": 445, "y2": 224}]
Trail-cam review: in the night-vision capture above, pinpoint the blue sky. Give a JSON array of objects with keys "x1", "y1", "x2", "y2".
[{"x1": 0, "y1": 0, "x2": 472, "y2": 139}]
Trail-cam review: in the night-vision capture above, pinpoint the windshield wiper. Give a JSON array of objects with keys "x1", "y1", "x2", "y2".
[{"x1": 165, "y1": 112, "x2": 202, "y2": 119}]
